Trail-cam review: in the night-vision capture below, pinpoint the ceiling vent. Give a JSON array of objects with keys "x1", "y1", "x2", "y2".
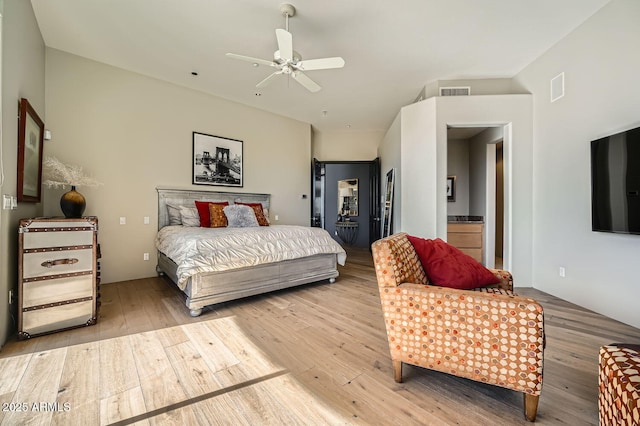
[{"x1": 440, "y1": 87, "x2": 471, "y2": 96}]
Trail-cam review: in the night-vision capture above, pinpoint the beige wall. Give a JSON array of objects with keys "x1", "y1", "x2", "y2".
[
  {"x1": 312, "y1": 129, "x2": 382, "y2": 161},
  {"x1": 0, "y1": 0, "x2": 45, "y2": 347},
  {"x1": 515, "y1": 0, "x2": 640, "y2": 328},
  {"x1": 43, "y1": 49, "x2": 312, "y2": 284}
]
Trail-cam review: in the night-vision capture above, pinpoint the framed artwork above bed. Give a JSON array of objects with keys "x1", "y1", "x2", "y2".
[{"x1": 193, "y1": 132, "x2": 243, "y2": 187}]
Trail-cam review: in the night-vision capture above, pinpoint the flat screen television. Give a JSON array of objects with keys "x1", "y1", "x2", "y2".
[{"x1": 591, "y1": 125, "x2": 640, "y2": 234}]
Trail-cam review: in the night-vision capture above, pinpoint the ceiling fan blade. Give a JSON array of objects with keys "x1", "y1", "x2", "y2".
[
  {"x1": 292, "y1": 71, "x2": 321, "y2": 93},
  {"x1": 256, "y1": 71, "x2": 283, "y2": 89},
  {"x1": 297, "y1": 57, "x2": 345, "y2": 71},
  {"x1": 226, "y1": 53, "x2": 275, "y2": 67},
  {"x1": 275, "y1": 29, "x2": 293, "y2": 62}
]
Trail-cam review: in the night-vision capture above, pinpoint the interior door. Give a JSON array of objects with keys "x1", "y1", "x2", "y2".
[
  {"x1": 369, "y1": 158, "x2": 381, "y2": 245},
  {"x1": 311, "y1": 158, "x2": 324, "y2": 227}
]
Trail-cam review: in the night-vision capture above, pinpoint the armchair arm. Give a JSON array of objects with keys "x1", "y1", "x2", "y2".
[
  {"x1": 487, "y1": 269, "x2": 514, "y2": 292},
  {"x1": 379, "y1": 283, "x2": 544, "y2": 395}
]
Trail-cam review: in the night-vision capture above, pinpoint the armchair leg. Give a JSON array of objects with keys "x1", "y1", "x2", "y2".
[
  {"x1": 393, "y1": 360, "x2": 403, "y2": 383},
  {"x1": 523, "y1": 393, "x2": 539, "y2": 422}
]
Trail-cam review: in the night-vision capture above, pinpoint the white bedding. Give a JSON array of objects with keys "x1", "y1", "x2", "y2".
[{"x1": 155, "y1": 225, "x2": 347, "y2": 289}]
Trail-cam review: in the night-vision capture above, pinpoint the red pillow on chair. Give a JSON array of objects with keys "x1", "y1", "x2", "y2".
[{"x1": 407, "y1": 236, "x2": 499, "y2": 290}]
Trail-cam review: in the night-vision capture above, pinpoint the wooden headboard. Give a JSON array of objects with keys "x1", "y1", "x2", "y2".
[{"x1": 156, "y1": 187, "x2": 270, "y2": 229}]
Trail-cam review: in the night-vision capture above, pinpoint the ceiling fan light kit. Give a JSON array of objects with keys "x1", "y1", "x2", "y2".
[{"x1": 226, "y1": 3, "x2": 345, "y2": 93}]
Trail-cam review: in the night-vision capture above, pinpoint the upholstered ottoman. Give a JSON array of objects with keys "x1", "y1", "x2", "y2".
[{"x1": 599, "y1": 344, "x2": 640, "y2": 425}]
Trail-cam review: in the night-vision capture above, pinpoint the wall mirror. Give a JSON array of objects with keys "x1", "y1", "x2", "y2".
[
  {"x1": 382, "y1": 169, "x2": 395, "y2": 237},
  {"x1": 338, "y1": 179, "x2": 358, "y2": 217}
]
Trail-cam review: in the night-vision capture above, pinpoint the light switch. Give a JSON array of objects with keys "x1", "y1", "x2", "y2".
[
  {"x1": 119, "y1": 217, "x2": 126, "y2": 225},
  {"x1": 143, "y1": 216, "x2": 150, "y2": 225}
]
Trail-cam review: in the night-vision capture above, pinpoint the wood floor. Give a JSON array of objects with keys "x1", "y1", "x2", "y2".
[{"x1": 1, "y1": 248, "x2": 639, "y2": 425}]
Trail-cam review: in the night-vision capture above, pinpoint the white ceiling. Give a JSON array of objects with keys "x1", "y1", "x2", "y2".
[{"x1": 30, "y1": 0, "x2": 610, "y2": 132}]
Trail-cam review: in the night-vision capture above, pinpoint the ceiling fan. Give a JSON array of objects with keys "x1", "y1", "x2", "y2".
[{"x1": 225, "y1": 3, "x2": 345, "y2": 93}]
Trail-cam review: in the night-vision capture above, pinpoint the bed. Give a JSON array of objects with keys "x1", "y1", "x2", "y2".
[{"x1": 155, "y1": 187, "x2": 346, "y2": 316}]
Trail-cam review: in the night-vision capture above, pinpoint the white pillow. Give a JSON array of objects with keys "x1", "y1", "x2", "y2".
[
  {"x1": 223, "y1": 205, "x2": 259, "y2": 228},
  {"x1": 166, "y1": 203, "x2": 182, "y2": 226},
  {"x1": 178, "y1": 205, "x2": 200, "y2": 227}
]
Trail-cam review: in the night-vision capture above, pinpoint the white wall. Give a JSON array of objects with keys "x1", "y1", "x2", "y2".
[
  {"x1": 44, "y1": 49, "x2": 312, "y2": 284},
  {"x1": 313, "y1": 129, "x2": 382, "y2": 161},
  {"x1": 514, "y1": 0, "x2": 640, "y2": 327},
  {"x1": 378, "y1": 112, "x2": 402, "y2": 235},
  {"x1": 424, "y1": 78, "x2": 525, "y2": 99},
  {"x1": 400, "y1": 99, "x2": 439, "y2": 238},
  {"x1": 388, "y1": 95, "x2": 533, "y2": 283},
  {"x1": 0, "y1": 0, "x2": 45, "y2": 348}
]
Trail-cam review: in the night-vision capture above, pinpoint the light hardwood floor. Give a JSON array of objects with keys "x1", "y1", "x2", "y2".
[{"x1": 1, "y1": 248, "x2": 638, "y2": 425}]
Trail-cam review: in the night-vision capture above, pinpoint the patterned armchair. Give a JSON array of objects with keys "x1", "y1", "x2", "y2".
[{"x1": 371, "y1": 232, "x2": 545, "y2": 422}]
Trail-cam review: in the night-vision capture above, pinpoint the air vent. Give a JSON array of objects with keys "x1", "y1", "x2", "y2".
[{"x1": 440, "y1": 87, "x2": 471, "y2": 96}]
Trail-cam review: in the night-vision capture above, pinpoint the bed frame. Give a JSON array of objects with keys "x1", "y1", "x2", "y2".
[{"x1": 156, "y1": 187, "x2": 339, "y2": 316}]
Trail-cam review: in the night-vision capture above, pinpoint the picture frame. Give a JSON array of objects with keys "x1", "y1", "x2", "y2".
[
  {"x1": 447, "y1": 175, "x2": 456, "y2": 202},
  {"x1": 382, "y1": 168, "x2": 395, "y2": 238},
  {"x1": 17, "y1": 98, "x2": 45, "y2": 202},
  {"x1": 192, "y1": 132, "x2": 243, "y2": 187}
]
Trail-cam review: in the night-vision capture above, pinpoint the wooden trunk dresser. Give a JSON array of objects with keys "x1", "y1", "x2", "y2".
[{"x1": 18, "y1": 217, "x2": 100, "y2": 339}]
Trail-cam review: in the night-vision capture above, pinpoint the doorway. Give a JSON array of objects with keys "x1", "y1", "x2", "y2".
[
  {"x1": 495, "y1": 142, "x2": 504, "y2": 269},
  {"x1": 311, "y1": 159, "x2": 380, "y2": 248},
  {"x1": 446, "y1": 125, "x2": 509, "y2": 269}
]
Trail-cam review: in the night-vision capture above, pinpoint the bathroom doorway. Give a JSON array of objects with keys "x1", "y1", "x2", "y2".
[{"x1": 447, "y1": 126, "x2": 509, "y2": 269}]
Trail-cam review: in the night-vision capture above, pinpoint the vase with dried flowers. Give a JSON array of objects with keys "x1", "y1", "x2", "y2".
[{"x1": 43, "y1": 157, "x2": 102, "y2": 218}]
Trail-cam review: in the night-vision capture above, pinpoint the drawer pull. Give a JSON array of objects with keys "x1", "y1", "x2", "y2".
[{"x1": 41, "y1": 258, "x2": 79, "y2": 268}]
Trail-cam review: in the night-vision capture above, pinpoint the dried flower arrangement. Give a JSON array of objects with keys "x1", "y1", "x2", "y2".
[{"x1": 43, "y1": 156, "x2": 102, "y2": 189}]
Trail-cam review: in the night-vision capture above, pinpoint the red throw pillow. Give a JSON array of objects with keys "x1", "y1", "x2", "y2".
[
  {"x1": 407, "y1": 235, "x2": 499, "y2": 290},
  {"x1": 194, "y1": 201, "x2": 229, "y2": 227},
  {"x1": 236, "y1": 202, "x2": 269, "y2": 226}
]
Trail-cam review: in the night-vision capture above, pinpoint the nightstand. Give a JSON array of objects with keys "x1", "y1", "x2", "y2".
[{"x1": 17, "y1": 217, "x2": 100, "y2": 339}]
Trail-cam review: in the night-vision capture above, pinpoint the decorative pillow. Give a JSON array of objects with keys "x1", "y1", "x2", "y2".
[
  {"x1": 223, "y1": 205, "x2": 259, "y2": 228},
  {"x1": 236, "y1": 202, "x2": 269, "y2": 226},
  {"x1": 407, "y1": 236, "x2": 499, "y2": 290},
  {"x1": 178, "y1": 206, "x2": 200, "y2": 227},
  {"x1": 195, "y1": 200, "x2": 229, "y2": 227},
  {"x1": 166, "y1": 203, "x2": 182, "y2": 226},
  {"x1": 208, "y1": 203, "x2": 228, "y2": 228}
]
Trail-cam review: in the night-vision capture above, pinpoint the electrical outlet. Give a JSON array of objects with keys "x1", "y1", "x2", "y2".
[
  {"x1": 143, "y1": 253, "x2": 149, "y2": 261},
  {"x1": 143, "y1": 216, "x2": 150, "y2": 225},
  {"x1": 274, "y1": 215, "x2": 279, "y2": 221},
  {"x1": 559, "y1": 267, "x2": 566, "y2": 278},
  {"x1": 119, "y1": 217, "x2": 126, "y2": 225}
]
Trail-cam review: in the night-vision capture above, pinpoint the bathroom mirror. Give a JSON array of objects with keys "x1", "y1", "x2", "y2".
[{"x1": 337, "y1": 179, "x2": 358, "y2": 217}]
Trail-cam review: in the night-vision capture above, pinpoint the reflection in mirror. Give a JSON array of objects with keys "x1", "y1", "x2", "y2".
[
  {"x1": 382, "y1": 169, "x2": 394, "y2": 237},
  {"x1": 338, "y1": 179, "x2": 358, "y2": 218}
]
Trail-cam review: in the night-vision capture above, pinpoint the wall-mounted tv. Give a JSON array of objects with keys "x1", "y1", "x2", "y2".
[{"x1": 591, "y1": 125, "x2": 640, "y2": 234}]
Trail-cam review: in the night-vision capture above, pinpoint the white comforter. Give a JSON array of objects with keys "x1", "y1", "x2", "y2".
[{"x1": 155, "y1": 225, "x2": 347, "y2": 289}]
